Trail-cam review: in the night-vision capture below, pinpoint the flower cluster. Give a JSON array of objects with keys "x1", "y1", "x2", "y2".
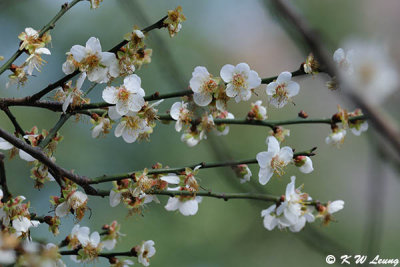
[
  {"x1": 325, "y1": 106, "x2": 368, "y2": 147},
  {"x1": 51, "y1": 181, "x2": 88, "y2": 220},
  {"x1": 163, "y1": 6, "x2": 186, "y2": 37},
  {"x1": 0, "y1": 190, "x2": 40, "y2": 238},
  {"x1": 120, "y1": 28, "x2": 152, "y2": 74},
  {"x1": 7, "y1": 27, "x2": 51, "y2": 87},
  {"x1": 261, "y1": 177, "x2": 344, "y2": 232}
]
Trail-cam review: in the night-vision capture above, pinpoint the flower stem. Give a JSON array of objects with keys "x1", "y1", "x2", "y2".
[{"x1": 89, "y1": 148, "x2": 316, "y2": 184}]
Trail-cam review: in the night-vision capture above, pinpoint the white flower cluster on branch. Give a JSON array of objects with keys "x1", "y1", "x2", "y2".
[{"x1": 0, "y1": 1, "x2": 391, "y2": 266}]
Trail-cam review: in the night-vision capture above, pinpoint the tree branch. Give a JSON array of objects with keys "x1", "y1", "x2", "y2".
[
  {"x1": 89, "y1": 148, "x2": 316, "y2": 184},
  {"x1": 0, "y1": 105, "x2": 26, "y2": 138},
  {"x1": 0, "y1": 152, "x2": 12, "y2": 201},
  {"x1": 157, "y1": 114, "x2": 366, "y2": 129},
  {"x1": 59, "y1": 249, "x2": 137, "y2": 258},
  {"x1": 0, "y1": 127, "x2": 98, "y2": 195},
  {"x1": 39, "y1": 113, "x2": 72, "y2": 148},
  {"x1": 0, "y1": 0, "x2": 84, "y2": 76}
]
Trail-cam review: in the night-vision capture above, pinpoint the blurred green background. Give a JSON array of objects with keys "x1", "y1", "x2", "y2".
[{"x1": 0, "y1": 0, "x2": 399, "y2": 266}]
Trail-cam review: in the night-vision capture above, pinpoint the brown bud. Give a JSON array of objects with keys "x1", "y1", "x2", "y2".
[
  {"x1": 91, "y1": 113, "x2": 99, "y2": 120},
  {"x1": 10, "y1": 64, "x2": 18, "y2": 72},
  {"x1": 102, "y1": 224, "x2": 110, "y2": 230},
  {"x1": 44, "y1": 216, "x2": 53, "y2": 225},
  {"x1": 280, "y1": 195, "x2": 285, "y2": 202},
  {"x1": 298, "y1": 110, "x2": 308, "y2": 119},
  {"x1": 331, "y1": 113, "x2": 341, "y2": 123},
  {"x1": 108, "y1": 257, "x2": 118, "y2": 264}
]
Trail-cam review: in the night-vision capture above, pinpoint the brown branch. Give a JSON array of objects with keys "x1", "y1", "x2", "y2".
[
  {"x1": 271, "y1": 0, "x2": 400, "y2": 158},
  {"x1": 0, "y1": 152, "x2": 12, "y2": 201},
  {"x1": 0, "y1": 127, "x2": 98, "y2": 195}
]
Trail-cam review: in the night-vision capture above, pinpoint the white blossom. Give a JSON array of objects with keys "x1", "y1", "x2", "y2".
[
  {"x1": 256, "y1": 136, "x2": 293, "y2": 185},
  {"x1": 165, "y1": 196, "x2": 203, "y2": 216},
  {"x1": 220, "y1": 63, "x2": 261, "y2": 102},
  {"x1": 114, "y1": 112, "x2": 151, "y2": 143},
  {"x1": 266, "y1": 71, "x2": 300, "y2": 108},
  {"x1": 190, "y1": 66, "x2": 218, "y2": 106},
  {"x1": 25, "y1": 47, "x2": 51, "y2": 75},
  {"x1": 102, "y1": 74, "x2": 145, "y2": 116},
  {"x1": 137, "y1": 240, "x2": 156, "y2": 266},
  {"x1": 0, "y1": 138, "x2": 36, "y2": 162},
  {"x1": 170, "y1": 101, "x2": 190, "y2": 132},
  {"x1": 327, "y1": 200, "x2": 345, "y2": 214},
  {"x1": 55, "y1": 191, "x2": 87, "y2": 217},
  {"x1": 325, "y1": 129, "x2": 346, "y2": 147},
  {"x1": 338, "y1": 40, "x2": 399, "y2": 105},
  {"x1": 350, "y1": 121, "x2": 368, "y2": 136},
  {"x1": 63, "y1": 37, "x2": 119, "y2": 83},
  {"x1": 12, "y1": 216, "x2": 40, "y2": 237}
]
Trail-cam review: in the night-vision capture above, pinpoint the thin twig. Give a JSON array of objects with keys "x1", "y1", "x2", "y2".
[
  {"x1": 89, "y1": 148, "x2": 316, "y2": 184},
  {"x1": 39, "y1": 113, "x2": 72, "y2": 148},
  {"x1": 0, "y1": 106, "x2": 26, "y2": 138},
  {"x1": 59, "y1": 249, "x2": 137, "y2": 258},
  {"x1": 0, "y1": 153, "x2": 12, "y2": 201},
  {"x1": 0, "y1": 127, "x2": 97, "y2": 195}
]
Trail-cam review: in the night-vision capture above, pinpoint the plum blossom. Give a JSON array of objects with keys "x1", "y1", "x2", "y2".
[
  {"x1": 233, "y1": 164, "x2": 252, "y2": 183},
  {"x1": 91, "y1": 116, "x2": 112, "y2": 138},
  {"x1": 102, "y1": 74, "x2": 145, "y2": 116},
  {"x1": 350, "y1": 121, "x2": 368, "y2": 136},
  {"x1": 294, "y1": 156, "x2": 314, "y2": 174},
  {"x1": 248, "y1": 100, "x2": 267, "y2": 120},
  {"x1": 170, "y1": 101, "x2": 191, "y2": 132},
  {"x1": 63, "y1": 37, "x2": 119, "y2": 83},
  {"x1": 338, "y1": 40, "x2": 399, "y2": 105},
  {"x1": 256, "y1": 136, "x2": 293, "y2": 185},
  {"x1": 12, "y1": 216, "x2": 40, "y2": 237},
  {"x1": 333, "y1": 48, "x2": 354, "y2": 74},
  {"x1": 190, "y1": 66, "x2": 219, "y2": 106},
  {"x1": 214, "y1": 111, "x2": 234, "y2": 136},
  {"x1": 318, "y1": 200, "x2": 345, "y2": 225},
  {"x1": 325, "y1": 129, "x2": 346, "y2": 147},
  {"x1": 266, "y1": 71, "x2": 300, "y2": 108},
  {"x1": 25, "y1": 47, "x2": 51, "y2": 75},
  {"x1": 54, "y1": 73, "x2": 87, "y2": 113},
  {"x1": 0, "y1": 138, "x2": 36, "y2": 162},
  {"x1": 55, "y1": 191, "x2": 88, "y2": 218},
  {"x1": 114, "y1": 112, "x2": 151, "y2": 143},
  {"x1": 220, "y1": 63, "x2": 261, "y2": 102},
  {"x1": 137, "y1": 240, "x2": 156, "y2": 266},
  {"x1": 164, "y1": 6, "x2": 186, "y2": 37},
  {"x1": 165, "y1": 194, "x2": 203, "y2": 216},
  {"x1": 261, "y1": 177, "x2": 314, "y2": 232}
]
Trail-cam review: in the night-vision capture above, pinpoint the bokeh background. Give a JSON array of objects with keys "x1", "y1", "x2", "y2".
[{"x1": 0, "y1": 0, "x2": 399, "y2": 266}]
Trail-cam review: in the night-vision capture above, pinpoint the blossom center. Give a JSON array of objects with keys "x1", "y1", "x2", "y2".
[
  {"x1": 83, "y1": 54, "x2": 100, "y2": 70},
  {"x1": 117, "y1": 87, "x2": 131, "y2": 102},
  {"x1": 273, "y1": 84, "x2": 288, "y2": 102},
  {"x1": 270, "y1": 155, "x2": 286, "y2": 176},
  {"x1": 202, "y1": 79, "x2": 218, "y2": 93},
  {"x1": 232, "y1": 73, "x2": 246, "y2": 89},
  {"x1": 125, "y1": 116, "x2": 141, "y2": 130}
]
